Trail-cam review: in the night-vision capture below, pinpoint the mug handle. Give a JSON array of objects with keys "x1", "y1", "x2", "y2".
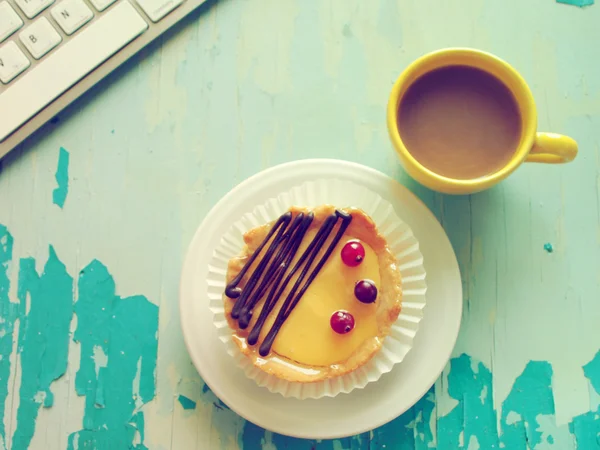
[{"x1": 526, "y1": 132, "x2": 578, "y2": 164}]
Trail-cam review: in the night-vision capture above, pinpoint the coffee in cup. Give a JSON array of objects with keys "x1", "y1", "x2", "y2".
[{"x1": 387, "y1": 48, "x2": 578, "y2": 194}]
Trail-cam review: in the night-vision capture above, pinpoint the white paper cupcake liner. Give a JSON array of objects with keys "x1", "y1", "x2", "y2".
[{"x1": 207, "y1": 178, "x2": 427, "y2": 399}]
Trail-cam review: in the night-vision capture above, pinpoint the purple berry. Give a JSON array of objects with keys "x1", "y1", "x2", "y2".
[{"x1": 354, "y1": 279, "x2": 377, "y2": 304}]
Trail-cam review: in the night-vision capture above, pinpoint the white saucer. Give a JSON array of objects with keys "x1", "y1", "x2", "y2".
[{"x1": 179, "y1": 159, "x2": 462, "y2": 440}]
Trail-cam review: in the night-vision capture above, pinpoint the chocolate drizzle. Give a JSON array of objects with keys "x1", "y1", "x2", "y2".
[{"x1": 225, "y1": 209, "x2": 353, "y2": 356}]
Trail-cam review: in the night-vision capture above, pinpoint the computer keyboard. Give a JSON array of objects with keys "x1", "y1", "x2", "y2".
[{"x1": 0, "y1": 0, "x2": 208, "y2": 159}]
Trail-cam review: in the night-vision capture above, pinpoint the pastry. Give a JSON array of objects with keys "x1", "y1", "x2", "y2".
[{"x1": 223, "y1": 205, "x2": 402, "y2": 383}]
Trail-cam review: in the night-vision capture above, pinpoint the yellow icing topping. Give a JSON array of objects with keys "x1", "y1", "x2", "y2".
[{"x1": 263, "y1": 231, "x2": 381, "y2": 366}]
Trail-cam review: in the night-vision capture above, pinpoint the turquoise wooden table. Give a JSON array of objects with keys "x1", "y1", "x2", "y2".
[{"x1": 1, "y1": 0, "x2": 599, "y2": 448}]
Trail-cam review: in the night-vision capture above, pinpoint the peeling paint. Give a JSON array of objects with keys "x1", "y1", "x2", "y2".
[
  {"x1": 556, "y1": 0, "x2": 594, "y2": 7},
  {"x1": 178, "y1": 395, "x2": 196, "y2": 410},
  {"x1": 52, "y1": 147, "x2": 70, "y2": 209},
  {"x1": 0, "y1": 225, "x2": 15, "y2": 450},
  {"x1": 12, "y1": 246, "x2": 73, "y2": 450},
  {"x1": 569, "y1": 351, "x2": 600, "y2": 448},
  {"x1": 67, "y1": 260, "x2": 158, "y2": 450},
  {"x1": 500, "y1": 361, "x2": 554, "y2": 449},
  {"x1": 437, "y1": 354, "x2": 498, "y2": 449},
  {"x1": 235, "y1": 352, "x2": 600, "y2": 449},
  {"x1": 371, "y1": 385, "x2": 436, "y2": 449}
]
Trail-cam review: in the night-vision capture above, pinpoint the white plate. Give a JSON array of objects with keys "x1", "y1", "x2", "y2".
[
  {"x1": 208, "y1": 178, "x2": 427, "y2": 399},
  {"x1": 180, "y1": 159, "x2": 462, "y2": 440}
]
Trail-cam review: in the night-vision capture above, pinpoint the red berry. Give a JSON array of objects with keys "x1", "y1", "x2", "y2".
[
  {"x1": 330, "y1": 311, "x2": 355, "y2": 334},
  {"x1": 354, "y1": 279, "x2": 377, "y2": 303},
  {"x1": 341, "y1": 240, "x2": 365, "y2": 267}
]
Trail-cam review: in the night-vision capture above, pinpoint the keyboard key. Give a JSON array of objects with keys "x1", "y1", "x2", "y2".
[
  {"x1": 0, "y1": 40, "x2": 29, "y2": 83},
  {"x1": 19, "y1": 17, "x2": 61, "y2": 59},
  {"x1": 51, "y1": 0, "x2": 93, "y2": 35},
  {"x1": 135, "y1": 0, "x2": 183, "y2": 22},
  {"x1": 15, "y1": 0, "x2": 54, "y2": 19},
  {"x1": 88, "y1": 0, "x2": 116, "y2": 11},
  {"x1": 0, "y1": 2, "x2": 148, "y2": 141},
  {"x1": 0, "y1": 1, "x2": 24, "y2": 42}
]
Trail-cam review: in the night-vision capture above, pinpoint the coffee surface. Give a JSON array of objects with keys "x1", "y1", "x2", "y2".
[{"x1": 397, "y1": 66, "x2": 522, "y2": 180}]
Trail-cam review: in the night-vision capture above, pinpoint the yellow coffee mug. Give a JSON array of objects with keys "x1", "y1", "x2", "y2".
[{"x1": 387, "y1": 48, "x2": 578, "y2": 195}]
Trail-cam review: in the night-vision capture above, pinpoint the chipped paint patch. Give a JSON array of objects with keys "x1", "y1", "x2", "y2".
[
  {"x1": 178, "y1": 395, "x2": 196, "y2": 410},
  {"x1": 52, "y1": 147, "x2": 70, "y2": 208},
  {"x1": 569, "y1": 350, "x2": 600, "y2": 448},
  {"x1": 582, "y1": 350, "x2": 600, "y2": 394},
  {"x1": 556, "y1": 0, "x2": 594, "y2": 7},
  {"x1": 0, "y1": 226, "x2": 15, "y2": 448},
  {"x1": 12, "y1": 246, "x2": 73, "y2": 450},
  {"x1": 438, "y1": 354, "x2": 499, "y2": 449},
  {"x1": 67, "y1": 260, "x2": 158, "y2": 450},
  {"x1": 500, "y1": 361, "x2": 554, "y2": 448}
]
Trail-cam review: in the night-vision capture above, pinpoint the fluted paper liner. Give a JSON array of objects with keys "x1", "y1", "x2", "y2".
[{"x1": 207, "y1": 179, "x2": 427, "y2": 399}]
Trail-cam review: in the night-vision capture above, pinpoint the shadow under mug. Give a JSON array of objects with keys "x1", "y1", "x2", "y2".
[{"x1": 387, "y1": 48, "x2": 578, "y2": 195}]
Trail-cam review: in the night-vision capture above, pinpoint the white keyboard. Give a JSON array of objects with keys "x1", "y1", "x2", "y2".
[{"x1": 0, "y1": 0, "x2": 208, "y2": 158}]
